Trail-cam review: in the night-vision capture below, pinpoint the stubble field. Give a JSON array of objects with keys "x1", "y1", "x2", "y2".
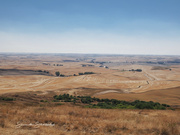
[{"x1": 0, "y1": 53, "x2": 180, "y2": 135}]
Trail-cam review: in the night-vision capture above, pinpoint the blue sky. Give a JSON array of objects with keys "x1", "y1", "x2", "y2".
[{"x1": 0, "y1": 0, "x2": 180, "y2": 55}]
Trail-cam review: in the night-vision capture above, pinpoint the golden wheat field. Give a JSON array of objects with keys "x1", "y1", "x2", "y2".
[
  {"x1": 0, "y1": 53, "x2": 180, "y2": 135},
  {"x1": 0, "y1": 103, "x2": 180, "y2": 135}
]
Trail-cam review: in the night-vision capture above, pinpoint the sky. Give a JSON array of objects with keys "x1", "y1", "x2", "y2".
[{"x1": 0, "y1": 0, "x2": 180, "y2": 55}]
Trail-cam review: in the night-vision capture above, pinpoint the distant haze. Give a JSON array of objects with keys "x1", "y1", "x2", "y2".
[{"x1": 0, "y1": 0, "x2": 180, "y2": 55}]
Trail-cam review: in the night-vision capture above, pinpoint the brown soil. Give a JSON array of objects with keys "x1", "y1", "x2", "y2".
[{"x1": 0, "y1": 69, "x2": 52, "y2": 76}]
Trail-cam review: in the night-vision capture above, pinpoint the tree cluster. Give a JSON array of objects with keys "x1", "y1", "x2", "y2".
[
  {"x1": 78, "y1": 72, "x2": 95, "y2": 75},
  {"x1": 53, "y1": 94, "x2": 170, "y2": 110},
  {"x1": 55, "y1": 71, "x2": 65, "y2": 77},
  {"x1": 0, "y1": 97, "x2": 15, "y2": 101}
]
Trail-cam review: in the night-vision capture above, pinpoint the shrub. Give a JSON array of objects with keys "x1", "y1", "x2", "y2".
[
  {"x1": 55, "y1": 71, "x2": 60, "y2": 76},
  {"x1": 40, "y1": 100, "x2": 48, "y2": 102},
  {"x1": 60, "y1": 74, "x2": 65, "y2": 77},
  {"x1": 79, "y1": 73, "x2": 84, "y2": 75},
  {"x1": 84, "y1": 72, "x2": 95, "y2": 75},
  {"x1": 0, "y1": 97, "x2": 15, "y2": 101},
  {"x1": 52, "y1": 94, "x2": 170, "y2": 110}
]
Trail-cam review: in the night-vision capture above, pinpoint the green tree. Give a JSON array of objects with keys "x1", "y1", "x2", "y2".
[
  {"x1": 79, "y1": 73, "x2": 84, "y2": 75},
  {"x1": 55, "y1": 71, "x2": 60, "y2": 76}
]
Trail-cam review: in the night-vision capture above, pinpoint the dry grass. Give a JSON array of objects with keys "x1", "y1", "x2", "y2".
[
  {"x1": 0, "y1": 54, "x2": 180, "y2": 134},
  {"x1": 0, "y1": 54, "x2": 180, "y2": 95},
  {"x1": 96, "y1": 87, "x2": 180, "y2": 106},
  {"x1": 0, "y1": 103, "x2": 180, "y2": 135}
]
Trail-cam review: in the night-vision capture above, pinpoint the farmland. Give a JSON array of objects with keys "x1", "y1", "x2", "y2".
[{"x1": 0, "y1": 53, "x2": 180, "y2": 134}]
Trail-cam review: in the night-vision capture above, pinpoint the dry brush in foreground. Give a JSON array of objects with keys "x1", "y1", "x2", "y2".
[{"x1": 0, "y1": 103, "x2": 180, "y2": 135}]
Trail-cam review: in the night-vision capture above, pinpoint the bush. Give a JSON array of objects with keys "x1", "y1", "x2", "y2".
[
  {"x1": 55, "y1": 71, "x2": 60, "y2": 76},
  {"x1": 84, "y1": 72, "x2": 95, "y2": 75},
  {"x1": 52, "y1": 94, "x2": 170, "y2": 110},
  {"x1": 44, "y1": 70, "x2": 49, "y2": 74},
  {"x1": 52, "y1": 100, "x2": 59, "y2": 102},
  {"x1": 60, "y1": 74, "x2": 65, "y2": 77},
  {"x1": 0, "y1": 97, "x2": 15, "y2": 101},
  {"x1": 40, "y1": 100, "x2": 48, "y2": 102},
  {"x1": 79, "y1": 73, "x2": 84, "y2": 75},
  {"x1": 96, "y1": 102, "x2": 113, "y2": 109}
]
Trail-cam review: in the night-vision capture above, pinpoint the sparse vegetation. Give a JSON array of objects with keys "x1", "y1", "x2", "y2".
[
  {"x1": 53, "y1": 63, "x2": 63, "y2": 66},
  {"x1": 0, "y1": 103, "x2": 179, "y2": 135},
  {"x1": 78, "y1": 72, "x2": 84, "y2": 75},
  {"x1": 40, "y1": 100, "x2": 48, "y2": 102},
  {"x1": 60, "y1": 74, "x2": 65, "y2": 77},
  {"x1": 84, "y1": 72, "x2": 95, "y2": 75},
  {"x1": 129, "y1": 69, "x2": 142, "y2": 72},
  {"x1": 43, "y1": 70, "x2": 49, "y2": 74},
  {"x1": 152, "y1": 66, "x2": 170, "y2": 70},
  {"x1": 78, "y1": 72, "x2": 95, "y2": 75},
  {"x1": 56, "y1": 64, "x2": 63, "y2": 66},
  {"x1": 0, "y1": 97, "x2": 15, "y2": 101}
]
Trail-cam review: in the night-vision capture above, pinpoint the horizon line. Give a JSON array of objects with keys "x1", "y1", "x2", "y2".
[{"x1": 0, "y1": 52, "x2": 179, "y2": 56}]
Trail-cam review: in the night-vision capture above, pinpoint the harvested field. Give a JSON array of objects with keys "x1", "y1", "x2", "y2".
[
  {"x1": 0, "y1": 90, "x2": 180, "y2": 135},
  {"x1": 0, "y1": 53, "x2": 180, "y2": 135},
  {"x1": 0, "y1": 69, "x2": 52, "y2": 76},
  {"x1": 96, "y1": 87, "x2": 180, "y2": 106},
  {"x1": 0, "y1": 54, "x2": 180, "y2": 103}
]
